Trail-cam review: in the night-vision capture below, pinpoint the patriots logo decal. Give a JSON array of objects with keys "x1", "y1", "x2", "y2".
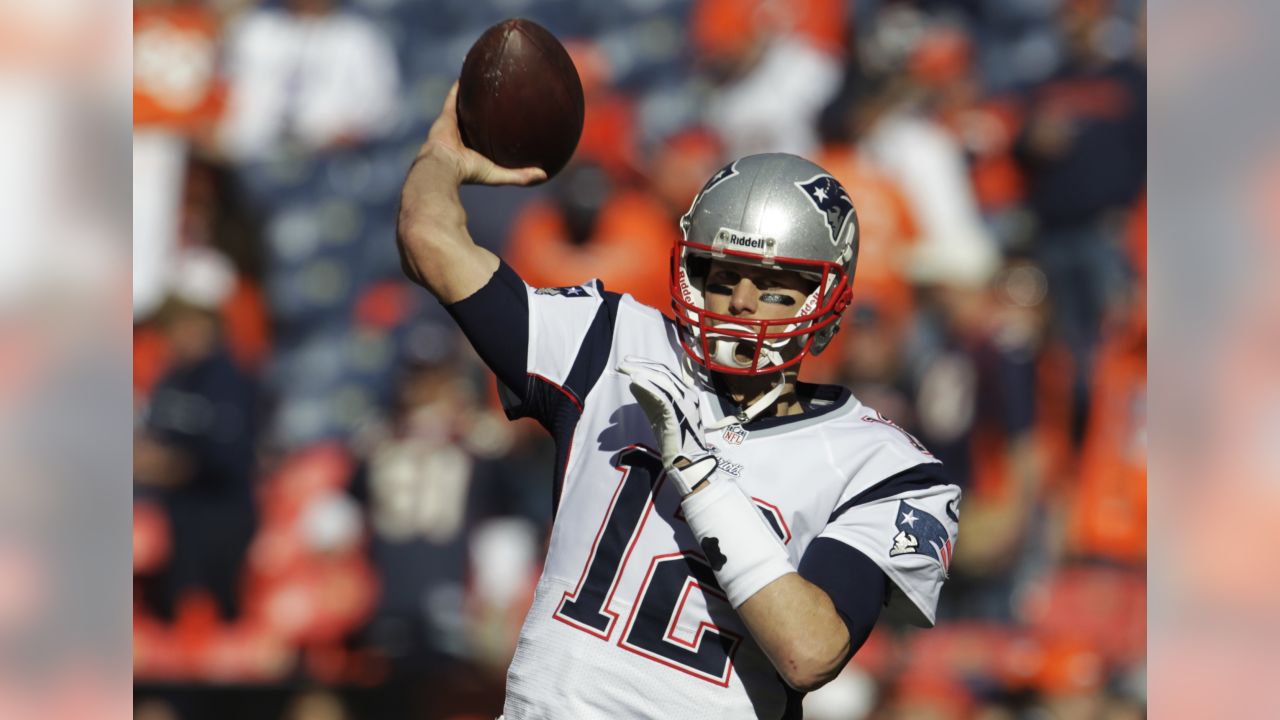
[
  {"x1": 699, "y1": 161, "x2": 739, "y2": 195},
  {"x1": 796, "y1": 174, "x2": 855, "y2": 247},
  {"x1": 680, "y1": 161, "x2": 740, "y2": 235},
  {"x1": 888, "y1": 500, "x2": 954, "y2": 573}
]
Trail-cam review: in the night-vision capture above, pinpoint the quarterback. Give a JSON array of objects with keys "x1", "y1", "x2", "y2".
[{"x1": 397, "y1": 83, "x2": 960, "y2": 719}]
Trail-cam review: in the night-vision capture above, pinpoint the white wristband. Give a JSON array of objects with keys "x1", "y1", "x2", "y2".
[{"x1": 679, "y1": 477, "x2": 794, "y2": 608}]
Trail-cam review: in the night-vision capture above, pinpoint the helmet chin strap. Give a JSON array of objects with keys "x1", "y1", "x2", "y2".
[
  {"x1": 705, "y1": 374, "x2": 786, "y2": 430},
  {"x1": 679, "y1": 337, "x2": 790, "y2": 430}
]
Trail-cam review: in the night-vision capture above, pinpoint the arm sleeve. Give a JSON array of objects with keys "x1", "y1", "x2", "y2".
[
  {"x1": 798, "y1": 538, "x2": 886, "y2": 657},
  {"x1": 444, "y1": 260, "x2": 619, "y2": 428},
  {"x1": 443, "y1": 260, "x2": 530, "y2": 394},
  {"x1": 819, "y1": 462, "x2": 960, "y2": 627}
]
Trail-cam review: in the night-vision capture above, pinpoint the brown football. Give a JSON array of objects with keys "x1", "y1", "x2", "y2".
[{"x1": 457, "y1": 18, "x2": 585, "y2": 179}]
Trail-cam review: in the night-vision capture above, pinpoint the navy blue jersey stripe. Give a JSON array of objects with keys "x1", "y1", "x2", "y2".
[
  {"x1": 546, "y1": 398, "x2": 581, "y2": 519},
  {"x1": 530, "y1": 373, "x2": 582, "y2": 412},
  {"x1": 544, "y1": 287, "x2": 620, "y2": 516},
  {"x1": 562, "y1": 288, "x2": 622, "y2": 405},
  {"x1": 827, "y1": 463, "x2": 952, "y2": 523}
]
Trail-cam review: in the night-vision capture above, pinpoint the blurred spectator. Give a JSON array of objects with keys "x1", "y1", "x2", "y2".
[
  {"x1": 134, "y1": 156, "x2": 270, "y2": 398},
  {"x1": 836, "y1": 302, "x2": 915, "y2": 429},
  {"x1": 644, "y1": 126, "x2": 727, "y2": 222},
  {"x1": 815, "y1": 130, "x2": 920, "y2": 314},
  {"x1": 906, "y1": 259, "x2": 1046, "y2": 620},
  {"x1": 134, "y1": 248, "x2": 260, "y2": 621},
  {"x1": 506, "y1": 124, "x2": 726, "y2": 313},
  {"x1": 133, "y1": 0, "x2": 227, "y2": 319},
  {"x1": 812, "y1": 87, "x2": 923, "y2": 383},
  {"x1": 693, "y1": 0, "x2": 845, "y2": 158},
  {"x1": 1014, "y1": 0, "x2": 1145, "y2": 443},
  {"x1": 505, "y1": 160, "x2": 674, "y2": 310},
  {"x1": 1063, "y1": 298, "x2": 1145, "y2": 564},
  {"x1": 351, "y1": 343, "x2": 538, "y2": 678},
  {"x1": 180, "y1": 159, "x2": 273, "y2": 371},
  {"x1": 565, "y1": 40, "x2": 642, "y2": 184},
  {"x1": 838, "y1": 63, "x2": 1001, "y2": 292},
  {"x1": 909, "y1": 25, "x2": 1030, "y2": 223},
  {"x1": 217, "y1": 0, "x2": 401, "y2": 160}
]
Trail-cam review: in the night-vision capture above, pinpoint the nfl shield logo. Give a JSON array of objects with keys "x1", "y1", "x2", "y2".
[{"x1": 722, "y1": 425, "x2": 748, "y2": 445}]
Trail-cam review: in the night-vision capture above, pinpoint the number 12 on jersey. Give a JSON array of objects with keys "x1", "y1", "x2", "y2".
[{"x1": 554, "y1": 446, "x2": 787, "y2": 686}]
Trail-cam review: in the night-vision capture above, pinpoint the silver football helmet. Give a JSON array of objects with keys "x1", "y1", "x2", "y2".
[{"x1": 670, "y1": 153, "x2": 859, "y2": 376}]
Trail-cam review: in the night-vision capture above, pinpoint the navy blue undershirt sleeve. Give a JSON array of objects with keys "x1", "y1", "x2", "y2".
[
  {"x1": 443, "y1": 261, "x2": 529, "y2": 399},
  {"x1": 798, "y1": 538, "x2": 887, "y2": 661}
]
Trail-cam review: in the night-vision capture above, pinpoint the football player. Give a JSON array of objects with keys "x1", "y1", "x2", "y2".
[{"x1": 397, "y1": 82, "x2": 960, "y2": 719}]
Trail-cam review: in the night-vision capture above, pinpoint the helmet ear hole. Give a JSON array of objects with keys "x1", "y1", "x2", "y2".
[{"x1": 810, "y1": 319, "x2": 842, "y2": 356}]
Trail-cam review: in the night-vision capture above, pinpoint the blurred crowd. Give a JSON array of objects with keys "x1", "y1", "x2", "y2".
[{"x1": 131, "y1": 0, "x2": 1146, "y2": 718}]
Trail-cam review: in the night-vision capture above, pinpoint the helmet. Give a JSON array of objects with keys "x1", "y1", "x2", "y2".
[{"x1": 671, "y1": 153, "x2": 859, "y2": 376}]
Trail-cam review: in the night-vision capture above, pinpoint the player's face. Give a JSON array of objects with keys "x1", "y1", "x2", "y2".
[{"x1": 703, "y1": 259, "x2": 815, "y2": 321}]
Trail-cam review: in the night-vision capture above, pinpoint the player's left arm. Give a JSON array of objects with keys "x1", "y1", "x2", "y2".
[
  {"x1": 670, "y1": 462, "x2": 886, "y2": 692},
  {"x1": 734, "y1": 560, "x2": 883, "y2": 692},
  {"x1": 669, "y1": 455, "x2": 955, "y2": 691},
  {"x1": 649, "y1": 449, "x2": 884, "y2": 691}
]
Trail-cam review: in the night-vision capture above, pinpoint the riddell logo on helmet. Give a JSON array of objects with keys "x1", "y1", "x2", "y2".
[
  {"x1": 678, "y1": 272, "x2": 694, "y2": 302},
  {"x1": 724, "y1": 232, "x2": 769, "y2": 250}
]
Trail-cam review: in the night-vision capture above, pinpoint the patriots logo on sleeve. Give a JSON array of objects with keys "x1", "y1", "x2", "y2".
[
  {"x1": 535, "y1": 285, "x2": 590, "y2": 298},
  {"x1": 888, "y1": 500, "x2": 954, "y2": 573},
  {"x1": 795, "y1": 174, "x2": 855, "y2": 246}
]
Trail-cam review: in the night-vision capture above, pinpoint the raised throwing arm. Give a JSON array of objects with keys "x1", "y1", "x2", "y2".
[{"x1": 396, "y1": 81, "x2": 545, "y2": 303}]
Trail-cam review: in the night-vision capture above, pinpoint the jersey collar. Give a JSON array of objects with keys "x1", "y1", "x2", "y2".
[{"x1": 706, "y1": 382, "x2": 853, "y2": 432}]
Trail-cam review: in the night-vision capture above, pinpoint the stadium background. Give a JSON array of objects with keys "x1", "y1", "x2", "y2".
[{"x1": 131, "y1": 0, "x2": 1146, "y2": 718}]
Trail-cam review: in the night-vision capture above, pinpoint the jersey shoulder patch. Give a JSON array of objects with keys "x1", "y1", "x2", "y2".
[{"x1": 535, "y1": 284, "x2": 595, "y2": 298}]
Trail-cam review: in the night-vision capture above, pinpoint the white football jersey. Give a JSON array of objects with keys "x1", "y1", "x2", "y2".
[{"x1": 496, "y1": 278, "x2": 959, "y2": 720}]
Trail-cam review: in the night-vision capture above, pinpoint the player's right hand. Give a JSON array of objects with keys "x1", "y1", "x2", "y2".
[
  {"x1": 416, "y1": 81, "x2": 546, "y2": 187},
  {"x1": 617, "y1": 356, "x2": 715, "y2": 481}
]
